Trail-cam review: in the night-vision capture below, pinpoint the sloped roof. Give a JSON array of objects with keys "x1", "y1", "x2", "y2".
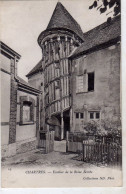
[
  {"x1": 38, "y1": 2, "x2": 84, "y2": 43},
  {"x1": 26, "y1": 60, "x2": 43, "y2": 77},
  {"x1": 17, "y1": 76, "x2": 40, "y2": 92},
  {"x1": 70, "y1": 15, "x2": 121, "y2": 58}
]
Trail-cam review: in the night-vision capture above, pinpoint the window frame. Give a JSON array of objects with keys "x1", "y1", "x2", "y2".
[
  {"x1": 76, "y1": 71, "x2": 95, "y2": 94},
  {"x1": 75, "y1": 112, "x2": 84, "y2": 119},
  {"x1": 22, "y1": 101, "x2": 32, "y2": 123},
  {"x1": 76, "y1": 113, "x2": 79, "y2": 119},
  {"x1": 88, "y1": 72, "x2": 95, "y2": 92},
  {"x1": 20, "y1": 96, "x2": 35, "y2": 125},
  {"x1": 80, "y1": 113, "x2": 84, "y2": 119},
  {"x1": 89, "y1": 111, "x2": 100, "y2": 120}
]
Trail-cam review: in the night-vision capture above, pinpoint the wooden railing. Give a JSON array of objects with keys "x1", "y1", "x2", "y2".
[
  {"x1": 83, "y1": 141, "x2": 122, "y2": 167},
  {"x1": 66, "y1": 131, "x2": 122, "y2": 167}
]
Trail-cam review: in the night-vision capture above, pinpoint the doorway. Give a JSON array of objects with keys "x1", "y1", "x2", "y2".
[{"x1": 63, "y1": 110, "x2": 70, "y2": 139}]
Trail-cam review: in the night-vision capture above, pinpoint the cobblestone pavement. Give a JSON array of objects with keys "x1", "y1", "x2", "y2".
[{"x1": 2, "y1": 148, "x2": 95, "y2": 169}]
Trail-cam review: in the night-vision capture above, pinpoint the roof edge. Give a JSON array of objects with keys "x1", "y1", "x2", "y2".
[
  {"x1": 69, "y1": 36, "x2": 121, "y2": 60},
  {"x1": 26, "y1": 69, "x2": 42, "y2": 78},
  {"x1": 0, "y1": 41, "x2": 21, "y2": 59},
  {"x1": 17, "y1": 76, "x2": 41, "y2": 93},
  {"x1": 83, "y1": 14, "x2": 121, "y2": 37},
  {"x1": 38, "y1": 27, "x2": 84, "y2": 46}
]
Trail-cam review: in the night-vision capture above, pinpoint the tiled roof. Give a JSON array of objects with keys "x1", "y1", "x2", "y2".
[
  {"x1": 39, "y1": 2, "x2": 84, "y2": 42},
  {"x1": 70, "y1": 15, "x2": 121, "y2": 58},
  {"x1": 26, "y1": 60, "x2": 43, "y2": 77}
]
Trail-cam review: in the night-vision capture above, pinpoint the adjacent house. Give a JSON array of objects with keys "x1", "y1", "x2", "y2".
[{"x1": 0, "y1": 42, "x2": 41, "y2": 158}]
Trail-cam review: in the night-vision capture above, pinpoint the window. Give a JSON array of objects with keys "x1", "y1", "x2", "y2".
[
  {"x1": 76, "y1": 113, "x2": 79, "y2": 119},
  {"x1": 76, "y1": 71, "x2": 94, "y2": 93},
  {"x1": 88, "y1": 72, "x2": 94, "y2": 91},
  {"x1": 90, "y1": 112, "x2": 94, "y2": 119},
  {"x1": 20, "y1": 97, "x2": 35, "y2": 125},
  {"x1": 54, "y1": 63, "x2": 60, "y2": 78},
  {"x1": 89, "y1": 111, "x2": 100, "y2": 120},
  {"x1": 80, "y1": 113, "x2": 84, "y2": 119},
  {"x1": 55, "y1": 88, "x2": 60, "y2": 99},
  {"x1": 46, "y1": 94, "x2": 49, "y2": 104},
  {"x1": 96, "y1": 112, "x2": 100, "y2": 119},
  {"x1": 76, "y1": 112, "x2": 84, "y2": 119},
  {"x1": 55, "y1": 68, "x2": 60, "y2": 77},
  {"x1": 23, "y1": 102, "x2": 31, "y2": 122},
  {"x1": 55, "y1": 80, "x2": 60, "y2": 88}
]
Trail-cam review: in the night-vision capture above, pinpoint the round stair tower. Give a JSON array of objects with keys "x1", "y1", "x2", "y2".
[{"x1": 38, "y1": 2, "x2": 84, "y2": 140}]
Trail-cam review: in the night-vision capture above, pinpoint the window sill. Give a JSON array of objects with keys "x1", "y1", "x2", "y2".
[
  {"x1": 90, "y1": 118, "x2": 100, "y2": 121},
  {"x1": 19, "y1": 121, "x2": 34, "y2": 126},
  {"x1": 76, "y1": 90, "x2": 94, "y2": 94},
  {"x1": 88, "y1": 90, "x2": 94, "y2": 93}
]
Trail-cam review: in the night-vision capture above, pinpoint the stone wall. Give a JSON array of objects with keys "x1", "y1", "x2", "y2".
[
  {"x1": 71, "y1": 43, "x2": 121, "y2": 131},
  {"x1": 16, "y1": 137, "x2": 37, "y2": 154},
  {"x1": 1, "y1": 137, "x2": 37, "y2": 158}
]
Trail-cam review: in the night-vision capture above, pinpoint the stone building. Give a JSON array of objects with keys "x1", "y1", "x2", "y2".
[
  {"x1": 69, "y1": 15, "x2": 121, "y2": 132},
  {"x1": 0, "y1": 42, "x2": 41, "y2": 158},
  {"x1": 27, "y1": 2, "x2": 121, "y2": 140}
]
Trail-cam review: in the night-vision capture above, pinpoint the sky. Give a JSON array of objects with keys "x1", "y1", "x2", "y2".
[{"x1": 0, "y1": 0, "x2": 114, "y2": 80}]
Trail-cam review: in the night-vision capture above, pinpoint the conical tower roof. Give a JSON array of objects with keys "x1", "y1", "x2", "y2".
[
  {"x1": 47, "y1": 2, "x2": 84, "y2": 40},
  {"x1": 38, "y1": 2, "x2": 84, "y2": 44}
]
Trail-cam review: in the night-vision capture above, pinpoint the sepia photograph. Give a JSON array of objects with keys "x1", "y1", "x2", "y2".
[{"x1": 0, "y1": 0, "x2": 123, "y2": 188}]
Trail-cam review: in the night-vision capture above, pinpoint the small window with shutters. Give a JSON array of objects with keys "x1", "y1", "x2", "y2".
[
  {"x1": 76, "y1": 76, "x2": 84, "y2": 93},
  {"x1": 76, "y1": 71, "x2": 94, "y2": 93},
  {"x1": 76, "y1": 72, "x2": 87, "y2": 93}
]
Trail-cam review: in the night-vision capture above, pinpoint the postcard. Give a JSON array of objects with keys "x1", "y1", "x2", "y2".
[{"x1": 0, "y1": 0, "x2": 123, "y2": 188}]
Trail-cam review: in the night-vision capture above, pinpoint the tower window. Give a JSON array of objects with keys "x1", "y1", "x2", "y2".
[
  {"x1": 55, "y1": 80, "x2": 60, "y2": 88},
  {"x1": 88, "y1": 72, "x2": 94, "y2": 91}
]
